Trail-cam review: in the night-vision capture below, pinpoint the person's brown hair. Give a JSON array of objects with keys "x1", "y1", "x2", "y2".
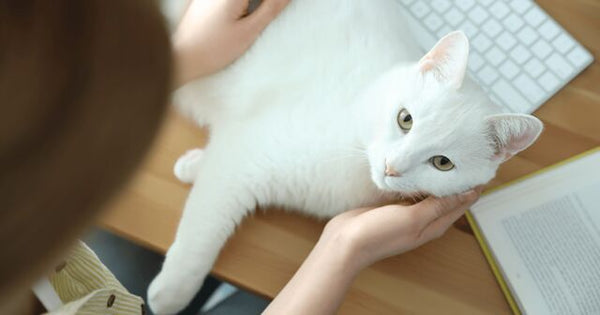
[{"x1": 0, "y1": 0, "x2": 171, "y2": 309}]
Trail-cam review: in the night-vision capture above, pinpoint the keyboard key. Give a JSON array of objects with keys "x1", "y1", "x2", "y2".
[
  {"x1": 497, "y1": 32, "x2": 517, "y2": 51},
  {"x1": 539, "y1": 19, "x2": 560, "y2": 40},
  {"x1": 552, "y1": 33, "x2": 576, "y2": 54},
  {"x1": 468, "y1": 6, "x2": 489, "y2": 25},
  {"x1": 514, "y1": 74, "x2": 545, "y2": 104},
  {"x1": 499, "y1": 60, "x2": 520, "y2": 80},
  {"x1": 510, "y1": 0, "x2": 532, "y2": 14},
  {"x1": 546, "y1": 53, "x2": 574, "y2": 79},
  {"x1": 482, "y1": 19, "x2": 502, "y2": 37},
  {"x1": 517, "y1": 26, "x2": 538, "y2": 45},
  {"x1": 510, "y1": 45, "x2": 532, "y2": 65},
  {"x1": 503, "y1": 13, "x2": 524, "y2": 32},
  {"x1": 458, "y1": 20, "x2": 478, "y2": 38},
  {"x1": 444, "y1": 8, "x2": 464, "y2": 27},
  {"x1": 477, "y1": 65, "x2": 499, "y2": 85},
  {"x1": 492, "y1": 79, "x2": 530, "y2": 112},
  {"x1": 567, "y1": 46, "x2": 593, "y2": 68},
  {"x1": 472, "y1": 33, "x2": 492, "y2": 53},
  {"x1": 524, "y1": 58, "x2": 545, "y2": 78},
  {"x1": 538, "y1": 72, "x2": 560, "y2": 92},
  {"x1": 399, "y1": 0, "x2": 594, "y2": 115},
  {"x1": 485, "y1": 47, "x2": 506, "y2": 66},
  {"x1": 410, "y1": 2, "x2": 430, "y2": 19},
  {"x1": 489, "y1": 94, "x2": 505, "y2": 110},
  {"x1": 468, "y1": 51, "x2": 485, "y2": 71},
  {"x1": 456, "y1": 0, "x2": 475, "y2": 12},
  {"x1": 531, "y1": 40, "x2": 552, "y2": 59},
  {"x1": 431, "y1": 0, "x2": 451, "y2": 13},
  {"x1": 437, "y1": 25, "x2": 454, "y2": 39},
  {"x1": 524, "y1": 6, "x2": 546, "y2": 27},
  {"x1": 489, "y1": 2, "x2": 510, "y2": 20},
  {"x1": 424, "y1": 12, "x2": 444, "y2": 32}
]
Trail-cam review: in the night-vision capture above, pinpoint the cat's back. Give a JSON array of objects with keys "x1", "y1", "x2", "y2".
[
  {"x1": 176, "y1": 0, "x2": 421, "y2": 124},
  {"x1": 239, "y1": 0, "x2": 419, "y2": 78}
]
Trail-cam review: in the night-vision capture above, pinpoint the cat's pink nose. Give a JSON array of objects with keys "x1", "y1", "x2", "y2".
[{"x1": 385, "y1": 161, "x2": 400, "y2": 177}]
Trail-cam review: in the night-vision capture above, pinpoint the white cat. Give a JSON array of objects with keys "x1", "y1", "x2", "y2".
[{"x1": 148, "y1": 1, "x2": 543, "y2": 313}]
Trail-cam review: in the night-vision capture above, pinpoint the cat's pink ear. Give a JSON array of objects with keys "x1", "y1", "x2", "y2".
[
  {"x1": 418, "y1": 31, "x2": 469, "y2": 89},
  {"x1": 485, "y1": 114, "x2": 544, "y2": 162}
]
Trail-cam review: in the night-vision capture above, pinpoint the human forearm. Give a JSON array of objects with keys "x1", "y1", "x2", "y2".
[
  {"x1": 264, "y1": 233, "x2": 361, "y2": 315},
  {"x1": 265, "y1": 190, "x2": 481, "y2": 314},
  {"x1": 172, "y1": 41, "x2": 205, "y2": 89}
]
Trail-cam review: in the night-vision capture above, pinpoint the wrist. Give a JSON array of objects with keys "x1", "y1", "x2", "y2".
[
  {"x1": 172, "y1": 34, "x2": 213, "y2": 88},
  {"x1": 315, "y1": 227, "x2": 368, "y2": 276},
  {"x1": 172, "y1": 43, "x2": 197, "y2": 88},
  {"x1": 266, "y1": 224, "x2": 365, "y2": 314}
]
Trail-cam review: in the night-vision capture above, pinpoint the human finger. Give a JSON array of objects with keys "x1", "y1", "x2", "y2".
[
  {"x1": 412, "y1": 189, "x2": 479, "y2": 227},
  {"x1": 418, "y1": 205, "x2": 468, "y2": 243},
  {"x1": 240, "y1": 0, "x2": 290, "y2": 36}
]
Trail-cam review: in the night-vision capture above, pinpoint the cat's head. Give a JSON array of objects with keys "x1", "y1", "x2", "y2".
[{"x1": 366, "y1": 31, "x2": 543, "y2": 197}]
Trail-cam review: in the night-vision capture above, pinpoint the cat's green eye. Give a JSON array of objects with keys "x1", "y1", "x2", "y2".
[
  {"x1": 431, "y1": 155, "x2": 454, "y2": 171},
  {"x1": 397, "y1": 108, "x2": 412, "y2": 131}
]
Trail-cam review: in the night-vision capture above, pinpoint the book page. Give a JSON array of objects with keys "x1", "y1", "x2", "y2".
[{"x1": 471, "y1": 150, "x2": 600, "y2": 315}]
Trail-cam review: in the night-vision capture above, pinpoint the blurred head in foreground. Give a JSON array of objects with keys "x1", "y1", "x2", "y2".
[{"x1": 0, "y1": 0, "x2": 171, "y2": 311}]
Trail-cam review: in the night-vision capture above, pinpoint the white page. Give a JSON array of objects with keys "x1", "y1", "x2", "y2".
[{"x1": 471, "y1": 150, "x2": 600, "y2": 315}]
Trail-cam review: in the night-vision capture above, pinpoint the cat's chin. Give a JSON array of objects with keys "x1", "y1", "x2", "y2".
[
  {"x1": 372, "y1": 176, "x2": 426, "y2": 197},
  {"x1": 370, "y1": 174, "x2": 391, "y2": 191}
]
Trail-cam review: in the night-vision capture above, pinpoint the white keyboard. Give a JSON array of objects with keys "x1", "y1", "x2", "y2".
[{"x1": 398, "y1": 0, "x2": 594, "y2": 114}]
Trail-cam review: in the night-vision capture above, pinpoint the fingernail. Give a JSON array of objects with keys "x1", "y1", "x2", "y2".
[
  {"x1": 459, "y1": 189, "x2": 478, "y2": 202},
  {"x1": 459, "y1": 189, "x2": 475, "y2": 196}
]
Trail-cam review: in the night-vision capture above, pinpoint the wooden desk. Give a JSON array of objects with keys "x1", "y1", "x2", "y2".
[{"x1": 99, "y1": 1, "x2": 599, "y2": 313}]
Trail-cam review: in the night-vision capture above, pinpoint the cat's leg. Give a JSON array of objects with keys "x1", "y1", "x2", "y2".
[
  {"x1": 148, "y1": 157, "x2": 257, "y2": 314},
  {"x1": 173, "y1": 148, "x2": 204, "y2": 183}
]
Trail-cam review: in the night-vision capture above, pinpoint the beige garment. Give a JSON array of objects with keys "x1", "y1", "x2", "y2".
[{"x1": 45, "y1": 242, "x2": 145, "y2": 315}]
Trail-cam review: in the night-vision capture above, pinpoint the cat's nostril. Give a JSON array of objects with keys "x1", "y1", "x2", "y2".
[{"x1": 384, "y1": 160, "x2": 401, "y2": 177}]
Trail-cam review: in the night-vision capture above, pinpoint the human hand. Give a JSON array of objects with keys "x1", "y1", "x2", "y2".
[
  {"x1": 173, "y1": 0, "x2": 290, "y2": 86},
  {"x1": 266, "y1": 189, "x2": 482, "y2": 314},
  {"x1": 321, "y1": 188, "x2": 483, "y2": 271}
]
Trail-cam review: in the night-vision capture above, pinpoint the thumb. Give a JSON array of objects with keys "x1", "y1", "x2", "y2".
[{"x1": 241, "y1": 0, "x2": 290, "y2": 36}]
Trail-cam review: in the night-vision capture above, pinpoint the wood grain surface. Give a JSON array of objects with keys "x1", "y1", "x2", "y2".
[{"x1": 99, "y1": 1, "x2": 599, "y2": 313}]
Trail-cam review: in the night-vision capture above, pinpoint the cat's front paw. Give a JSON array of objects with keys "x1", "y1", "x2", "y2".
[
  {"x1": 173, "y1": 148, "x2": 204, "y2": 184},
  {"x1": 148, "y1": 270, "x2": 195, "y2": 315}
]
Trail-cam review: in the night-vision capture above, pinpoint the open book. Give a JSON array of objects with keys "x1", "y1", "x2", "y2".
[{"x1": 467, "y1": 148, "x2": 600, "y2": 315}]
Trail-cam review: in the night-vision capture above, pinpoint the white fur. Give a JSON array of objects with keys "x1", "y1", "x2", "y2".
[
  {"x1": 148, "y1": 1, "x2": 543, "y2": 313},
  {"x1": 173, "y1": 148, "x2": 204, "y2": 184}
]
